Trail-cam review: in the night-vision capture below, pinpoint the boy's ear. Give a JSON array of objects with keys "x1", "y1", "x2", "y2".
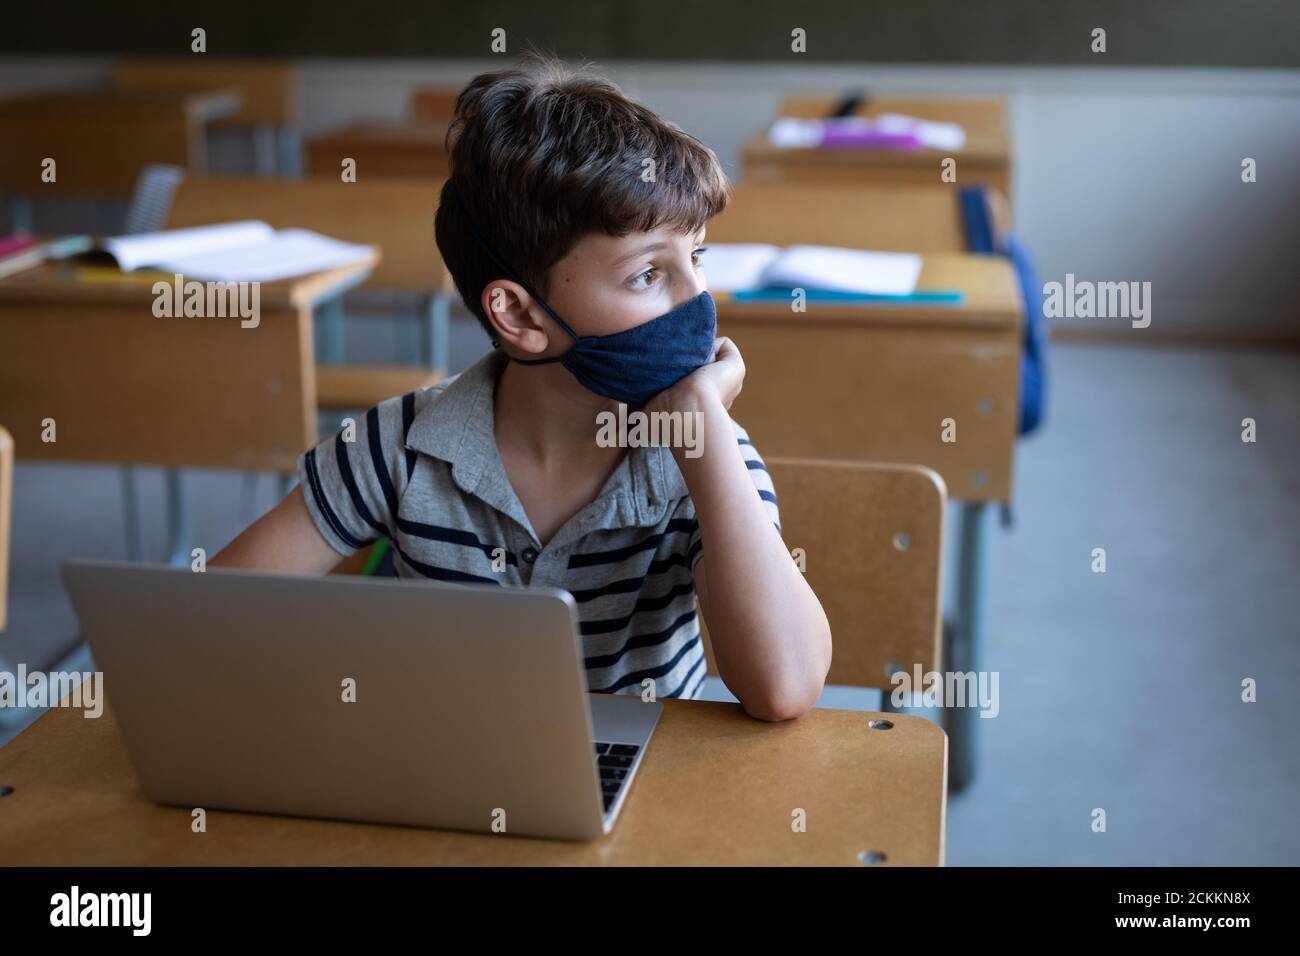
[{"x1": 480, "y1": 279, "x2": 555, "y2": 360}]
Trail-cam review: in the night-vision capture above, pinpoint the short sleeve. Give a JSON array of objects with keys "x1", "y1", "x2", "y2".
[
  {"x1": 296, "y1": 393, "x2": 416, "y2": 557},
  {"x1": 687, "y1": 419, "x2": 781, "y2": 572}
]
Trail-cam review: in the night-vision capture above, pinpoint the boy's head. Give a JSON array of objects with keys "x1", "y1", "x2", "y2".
[{"x1": 434, "y1": 55, "x2": 729, "y2": 362}]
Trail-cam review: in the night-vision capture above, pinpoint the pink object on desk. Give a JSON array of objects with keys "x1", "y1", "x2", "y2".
[
  {"x1": 768, "y1": 114, "x2": 966, "y2": 153},
  {"x1": 0, "y1": 234, "x2": 36, "y2": 258},
  {"x1": 820, "y1": 129, "x2": 924, "y2": 150}
]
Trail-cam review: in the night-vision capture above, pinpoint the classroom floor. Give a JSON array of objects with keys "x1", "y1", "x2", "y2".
[{"x1": 4, "y1": 308, "x2": 1298, "y2": 866}]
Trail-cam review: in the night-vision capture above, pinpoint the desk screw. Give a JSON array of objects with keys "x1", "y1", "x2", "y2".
[{"x1": 858, "y1": 850, "x2": 887, "y2": 865}]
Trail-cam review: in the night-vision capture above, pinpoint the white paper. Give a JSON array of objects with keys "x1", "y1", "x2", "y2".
[
  {"x1": 104, "y1": 221, "x2": 275, "y2": 272},
  {"x1": 150, "y1": 229, "x2": 373, "y2": 282},
  {"x1": 101, "y1": 223, "x2": 372, "y2": 282},
  {"x1": 761, "y1": 244, "x2": 922, "y2": 296},
  {"x1": 701, "y1": 243, "x2": 781, "y2": 292},
  {"x1": 874, "y1": 113, "x2": 967, "y2": 152},
  {"x1": 767, "y1": 117, "x2": 823, "y2": 149}
]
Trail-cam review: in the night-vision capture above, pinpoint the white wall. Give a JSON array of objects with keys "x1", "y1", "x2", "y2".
[{"x1": 4, "y1": 56, "x2": 1298, "y2": 335}]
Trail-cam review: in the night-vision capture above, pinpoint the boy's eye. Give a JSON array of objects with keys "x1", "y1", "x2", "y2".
[
  {"x1": 627, "y1": 247, "x2": 706, "y2": 290},
  {"x1": 629, "y1": 267, "x2": 661, "y2": 290}
]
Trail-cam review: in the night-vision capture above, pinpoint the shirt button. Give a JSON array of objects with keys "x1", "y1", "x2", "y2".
[{"x1": 521, "y1": 547, "x2": 539, "y2": 564}]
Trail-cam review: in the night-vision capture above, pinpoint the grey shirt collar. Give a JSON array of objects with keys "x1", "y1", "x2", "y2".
[{"x1": 404, "y1": 350, "x2": 689, "y2": 543}]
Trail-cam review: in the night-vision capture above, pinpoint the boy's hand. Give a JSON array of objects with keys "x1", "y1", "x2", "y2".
[{"x1": 648, "y1": 337, "x2": 745, "y2": 414}]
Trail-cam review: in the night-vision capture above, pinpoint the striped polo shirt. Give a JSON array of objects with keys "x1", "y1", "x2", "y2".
[{"x1": 297, "y1": 349, "x2": 780, "y2": 701}]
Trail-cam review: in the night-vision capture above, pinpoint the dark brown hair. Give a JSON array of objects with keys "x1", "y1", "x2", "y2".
[{"x1": 434, "y1": 54, "x2": 730, "y2": 333}]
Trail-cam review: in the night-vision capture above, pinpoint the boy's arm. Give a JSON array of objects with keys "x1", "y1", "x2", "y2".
[
  {"x1": 210, "y1": 486, "x2": 343, "y2": 574},
  {"x1": 649, "y1": 339, "x2": 832, "y2": 722},
  {"x1": 213, "y1": 392, "x2": 411, "y2": 573}
]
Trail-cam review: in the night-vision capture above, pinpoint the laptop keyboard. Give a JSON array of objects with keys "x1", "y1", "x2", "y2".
[{"x1": 594, "y1": 742, "x2": 641, "y2": 813}]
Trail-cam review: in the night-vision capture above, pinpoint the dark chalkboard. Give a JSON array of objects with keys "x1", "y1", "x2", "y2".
[{"x1": 5, "y1": 0, "x2": 1298, "y2": 68}]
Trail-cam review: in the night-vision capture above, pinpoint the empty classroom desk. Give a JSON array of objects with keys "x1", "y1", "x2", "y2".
[
  {"x1": 0, "y1": 695, "x2": 947, "y2": 865},
  {"x1": 743, "y1": 96, "x2": 1011, "y2": 200},
  {"x1": 0, "y1": 89, "x2": 240, "y2": 207},
  {"x1": 707, "y1": 184, "x2": 1019, "y2": 499},
  {"x1": 305, "y1": 121, "x2": 450, "y2": 179},
  {"x1": 714, "y1": 254, "x2": 1021, "y2": 502},
  {"x1": 713, "y1": 180, "x2": 973, "y2": 253},
  {"x1": 116, "y1": 59, "x2": 300, "y2": 175},
  {"x1": 0, "y1": 253, "x2": 377, "y2": 559},
  {"x1": 164, "y1": 174, "x2": 453, "y2": 370},
  {"x1": 409, "y1": 88, "x2": 461, "y2": 123}
]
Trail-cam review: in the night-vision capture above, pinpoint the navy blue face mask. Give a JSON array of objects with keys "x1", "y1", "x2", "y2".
[{"x1": 450, "y1": 184, "x2": 718, "y2": 407}]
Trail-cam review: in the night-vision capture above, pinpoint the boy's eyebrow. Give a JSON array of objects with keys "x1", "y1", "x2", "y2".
[
  {"x1": 610, "y1": 241, "x2": 670, "y2": 267},
  {"x1": 609, "y1": 231, "x2": 708, "y2": 268}
]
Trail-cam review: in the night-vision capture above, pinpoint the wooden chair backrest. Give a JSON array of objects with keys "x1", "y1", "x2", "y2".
[{"x1": 700, "y1": 456, "x2": 945, "y2": 691}]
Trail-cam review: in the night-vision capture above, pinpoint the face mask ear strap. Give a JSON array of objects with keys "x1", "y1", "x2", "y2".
[
  {"x1": 488, "y1": 339, "x2": 563, "y2": 366},
  {"x1": 447, "y1": 182, "x2": 581, "y2": 343}
]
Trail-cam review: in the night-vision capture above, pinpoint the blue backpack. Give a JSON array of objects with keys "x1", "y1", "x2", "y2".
[{"x1": 959, "y1": 187, "x2": 1048, "y2": 436}]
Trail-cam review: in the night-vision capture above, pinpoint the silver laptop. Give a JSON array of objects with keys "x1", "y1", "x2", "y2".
[{"x1": 63, "y1": 560, "x2": 662, "y2": 841}]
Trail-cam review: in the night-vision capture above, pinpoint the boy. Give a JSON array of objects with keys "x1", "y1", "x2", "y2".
[{"x1": 214, "y1": 56, "x2": 831, "y2": 721}]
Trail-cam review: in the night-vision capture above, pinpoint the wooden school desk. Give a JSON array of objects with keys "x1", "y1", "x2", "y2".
[
  {"x1": 116, "y1": 59, "x2": 299, "y2": 175},
  {"x1": 0, "y1": 253, "x2": 377, "y2": 559},
  {"x1": 305, "y1": 121, "x2": 451, "y2": 180},
  {"x1": 0, "y1": 89, "x2": 241, "y2": 211},
  {"x1": 714, "y1": 254, "x2": 1022, "y2": 789},
  {"x1": 742, "y1": 96, "x2": 1011, "y2": 201},
  {"x1": 713, "y1": 180, "x2": 974, "y2": 255},
  {"x1": 164, "y1": 175, "x2": 454, "y2": 369},
  {"x1": 0, "y1": 696, "x2": 947, "y2": 865},
  {"x1": 409, "y1": 88, "x2": 460, "y2": 124},
  {"x1": 716, "y1": 254, "x2": 1021, "y2": 502}
]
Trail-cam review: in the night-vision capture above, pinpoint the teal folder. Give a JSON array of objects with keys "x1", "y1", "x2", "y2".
[{"x1": 730, "y1": 286, "x2": 964, "y2": 305}]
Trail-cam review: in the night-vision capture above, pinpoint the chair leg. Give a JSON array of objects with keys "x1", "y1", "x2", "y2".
[
  {"x1": 400, "y1": 295, "x2": 420, "y2": 363},
  {"x1": 315, "y1": 298, "x2": 346, "y2": 365},
  {"x1": 879, "y1": 686, "x2": 906, "y2": 715},
  {"x1": 423, "y1": 292, "x2": 450, "y2": 370},
  {"x1": 277, "y1": 126, "x2": 302, "y2": 177},
  {"x1": 947, "y1": 501, "x2": 990, "y2": 791},
  {"x1": 120, "y1": 467, "x2": 143, "y2": 561},
  {"x1": 253, "y1": 125, "x2": 278, "y2": 177},
  {"x1": 164, "y1": 469, "x2": 190, "y2": 567},
  {"x1": 9, "y1": 196, "x2": 33, "y2": 234}
]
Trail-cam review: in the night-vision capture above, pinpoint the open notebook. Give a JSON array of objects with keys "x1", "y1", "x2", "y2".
[
  {"x1": 99, "y1": 221, "x2": 372, "y2": 282},
  {"x1": 703, "y1": 244, "x2": 925, "y2": 297}
]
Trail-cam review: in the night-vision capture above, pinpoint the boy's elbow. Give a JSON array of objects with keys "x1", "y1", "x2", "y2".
[{"x1": 741, "y1": 681, "x2": 822, "y2": 722}]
